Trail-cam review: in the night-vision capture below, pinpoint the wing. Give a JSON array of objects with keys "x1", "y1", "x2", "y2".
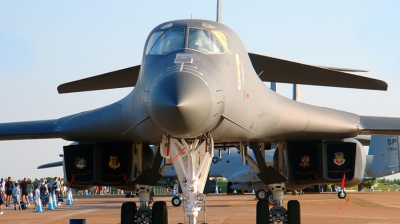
[
  {"x1": 248, "y1": 53, "x2": 387, "y2": 91},
  {"x1": 37, "y1": 161, "x2": 63, "y2": 169},
  {"x1": 0, "y1": 120, "x2": 59, "y2": 140},
  {"x1": 57, "y1": 65, "x2": 141, "y2": 94},
  {"x1": 360, "y1": 116, "x2": 400, "y2": 135}
]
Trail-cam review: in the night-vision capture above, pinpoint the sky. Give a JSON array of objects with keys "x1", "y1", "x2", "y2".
[{"x1": 1, "y1": 1, "x2": 400, "y2": 180}]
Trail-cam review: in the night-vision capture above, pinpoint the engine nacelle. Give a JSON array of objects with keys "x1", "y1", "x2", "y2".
[
  {"x1": 63, "y1": 143, "x2": 156, "y2": 190},
  {"x1": 284, "y1": 139, "x2": 365, "y2": 190}
]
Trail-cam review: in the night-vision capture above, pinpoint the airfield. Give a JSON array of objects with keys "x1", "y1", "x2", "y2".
[{"x1": 1, "y1": 192, "x2": 400, "y2": 224}]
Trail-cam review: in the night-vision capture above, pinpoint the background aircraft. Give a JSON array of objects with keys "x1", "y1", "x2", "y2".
[{"x1": 0, "y1": 0, "x2": 400, "y2": 224}]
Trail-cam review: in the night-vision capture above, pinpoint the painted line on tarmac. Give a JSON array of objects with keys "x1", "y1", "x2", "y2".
[
  {"x1": 349, "y1": 197, "x2": 400, "y2": 209},
  {"x1": 302, "y1": 212, "x2": 400, "y2": 220}
]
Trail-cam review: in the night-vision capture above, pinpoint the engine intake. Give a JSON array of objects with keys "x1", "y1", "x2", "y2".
[
  {"x1": 63, "y1": 143, "x2": 160, "y2": 189},
  {"x1": 284, "y1": 139, "x2": 365, "y2": 190}
]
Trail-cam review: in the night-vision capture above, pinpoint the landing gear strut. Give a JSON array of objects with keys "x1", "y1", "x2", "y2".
[
  {"x1": 247, "y1": 142, "x2": 301, "y2": 224},
  {"x1": 120, "y1": 143, "x2": 167, "y2": 224},
  {"x1": 161, "y1": 134, "x2": 213, "y2": 224}
]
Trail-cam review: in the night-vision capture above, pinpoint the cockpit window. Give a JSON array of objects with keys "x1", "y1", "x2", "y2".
[
  {"x1": 145, "y1": 30, "x2": 164, "y2": 54},
  {"x1": 188, "y1": 28, "x2": 224, "y2": 54},
  {"x1": 210, "y1": 30, "x2": 231, "y2": 53},
  {"x1": 149, "y1": 28, "x2": 185, "y2": 55}
]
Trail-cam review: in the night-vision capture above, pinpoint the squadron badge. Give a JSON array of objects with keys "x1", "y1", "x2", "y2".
[
  {"x1": 334, "y1": 152, "x2": 345, "y2": 166},
  {"x1": 109, "y1": 156, "x2": 121, "y2": 169},
  {"x1": 299, "y1": 155, "x2": 310, "y2": 167},
  {"x1": 75, "y1": 157, "x2": 86, "y2": 169}
]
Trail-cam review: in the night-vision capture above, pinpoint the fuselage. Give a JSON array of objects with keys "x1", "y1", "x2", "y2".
[{"x1": 56, "y1": 19, "x2": 361, "y2": 144}]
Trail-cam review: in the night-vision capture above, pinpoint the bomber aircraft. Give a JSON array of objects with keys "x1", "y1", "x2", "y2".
[{"x1": 2, "y1": 1, "x2": 400, "y2": 224}]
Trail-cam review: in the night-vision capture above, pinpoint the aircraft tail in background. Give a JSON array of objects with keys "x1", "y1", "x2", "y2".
[{"x1": 365, "y1": 136, "x2": 400, "y2": 177}]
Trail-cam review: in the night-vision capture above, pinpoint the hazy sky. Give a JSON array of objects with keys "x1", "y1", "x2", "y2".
[{"x1": 1, "y1": 1, "x2": 400, "y2": 180}]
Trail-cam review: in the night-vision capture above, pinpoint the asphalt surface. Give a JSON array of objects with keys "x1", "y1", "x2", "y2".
[{"x1": 1, "y1": 191, "x2": 400, "y2": 223}]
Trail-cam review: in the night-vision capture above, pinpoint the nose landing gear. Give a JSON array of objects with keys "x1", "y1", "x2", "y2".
[{"x1": 161, "y1": 134, "x2": 213, "y2": 224}]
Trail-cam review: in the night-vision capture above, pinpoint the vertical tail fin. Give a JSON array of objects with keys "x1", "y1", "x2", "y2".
[
  {"x1": 216, "y1": 0, "x2": 222, "y2": 23},
  {"x1": 365, "y1": 136, "x2": 400, "y2": 177}
]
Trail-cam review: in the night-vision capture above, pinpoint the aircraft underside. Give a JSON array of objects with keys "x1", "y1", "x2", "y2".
[{"x1": 58, "y1": 132, "x2": 367, "y2": 224}]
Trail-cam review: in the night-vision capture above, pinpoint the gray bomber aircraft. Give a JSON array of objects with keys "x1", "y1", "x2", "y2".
[{"x1": 2, "y1": 4, "x2": 400, "y2": 224}]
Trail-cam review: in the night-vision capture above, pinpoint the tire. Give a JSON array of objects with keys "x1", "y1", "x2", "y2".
[
  {"x1": 287, "y1": 200, "x2": 301, "y2": 224},
  {"x1": 255, "y1": 189, "x2": 268, "y2": 201},
  {"x1": 121, "y1": 202, "x2": 137, "y2": 224},
  {"x1": 256, "y1": 200, "x2": 270, "y2": 224},
  {"x1": 152, "y1": 201, "x2": 168, "y2": 224},
  {"x1": 171, "y1": 196, "x2": 182, "y2": 207},
  {"x1": 338, "y1": 190, "x2": 346, "y2": 199},
  {"x1": 267, "y1": 192, "x2": 274, "y2": 204}
]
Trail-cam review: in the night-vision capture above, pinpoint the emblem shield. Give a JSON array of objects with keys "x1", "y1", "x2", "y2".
[
  {"x1": 334, "y1": 152, "x2": 345, "y2": 166},
  {"x1": 299, "y1": 155, "x2": 310, "y2": 167},
  {"x1": 109, "y1": 156, "x2": 121, "y2": 169},
  {"x1": 75, "y1": 157, "x2": 86, "y2": 169}
]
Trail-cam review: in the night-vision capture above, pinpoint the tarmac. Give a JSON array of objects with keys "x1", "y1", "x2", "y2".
[{"x1": 1, "y1": 191, "x2": 400, "y2": 223}]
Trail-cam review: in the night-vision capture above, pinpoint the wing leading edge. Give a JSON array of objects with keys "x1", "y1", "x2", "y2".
[
  {"x1": 57, "y1": 65, "x2": 140, "y2": 94},
  {"x1": 37, "y1": 161, "x2": 63, "y2": 169}
]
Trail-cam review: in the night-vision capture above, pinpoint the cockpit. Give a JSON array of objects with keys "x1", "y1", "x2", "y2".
[{"x1": 145, "y1": 22, "x2": 231, "y2": 55}]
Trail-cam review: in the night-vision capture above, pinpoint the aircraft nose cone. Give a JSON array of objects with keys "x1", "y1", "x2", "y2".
[{"x1": 148, "y1": 71, "x2": 212, "y2": 137}]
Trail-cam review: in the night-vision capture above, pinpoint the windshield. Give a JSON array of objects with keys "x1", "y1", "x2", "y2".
[
  {"x1": 149, "y1": 28, "x2": 185, "y2": 55},
  {"x1": 210, "y1": 30, "x2": 231, "y2": 53},
  {"x1": 145, "y1": 30, "x2": 164, "y2": 54},
  {"x1": 188, "y1": 28, "x2": 224, "y2": 54}
]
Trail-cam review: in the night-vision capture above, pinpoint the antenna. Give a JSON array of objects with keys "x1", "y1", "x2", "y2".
[
  {"x1": 269, "y1": 82, "x2": 301, "y2": 102},
  {"x1": 216, "y1": 0, "x2": 222, "y2": 23},
  {"x1": 270, "y1": 82, "x2": 277, "y2": 92},
  {"x1": 292, "y1": 84, "x2": 301, "y2": 101}
]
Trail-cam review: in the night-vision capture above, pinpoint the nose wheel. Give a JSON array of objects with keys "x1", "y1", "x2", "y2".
[{"x1": 171, "y1": 195, "x2": 182, "y2": 207}]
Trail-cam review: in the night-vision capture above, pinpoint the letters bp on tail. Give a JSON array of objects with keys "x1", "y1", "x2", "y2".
[{"x1": 1, "y1": 1, "x2": 400, "y2": 224}]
